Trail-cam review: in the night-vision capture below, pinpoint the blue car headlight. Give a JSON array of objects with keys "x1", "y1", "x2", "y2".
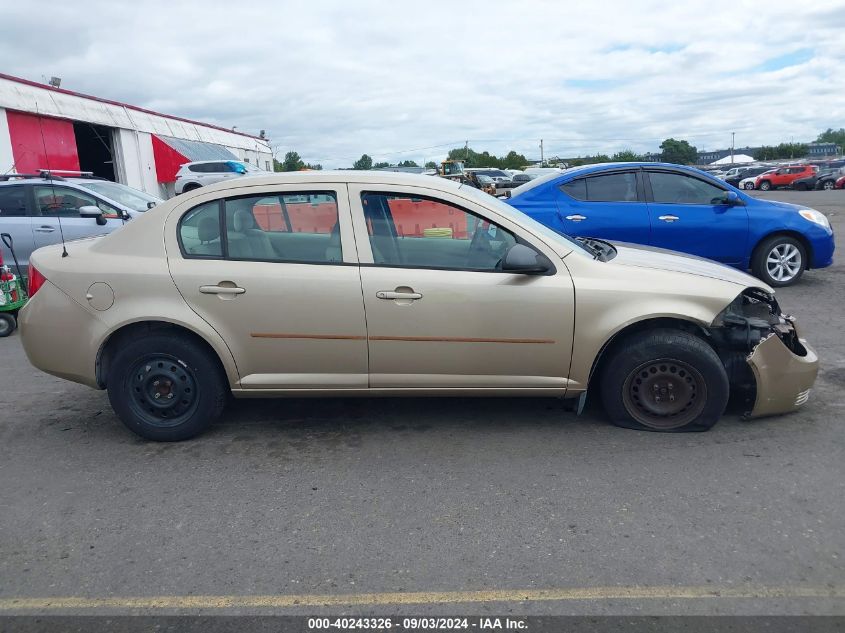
[{"x1": 798, "y1": 208, "x2": 831, "y2": 230}]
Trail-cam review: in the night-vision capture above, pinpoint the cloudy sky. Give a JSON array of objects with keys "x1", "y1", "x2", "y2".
[{"x1": 2, "y1": 0, "x2": 844, "y2": 167}]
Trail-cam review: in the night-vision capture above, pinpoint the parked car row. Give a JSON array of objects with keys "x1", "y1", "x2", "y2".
[{"x1": 720, "y1": 160, "x2": 845, "y2": 191}]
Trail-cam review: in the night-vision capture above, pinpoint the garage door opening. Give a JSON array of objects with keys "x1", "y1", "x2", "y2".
[{"x1": 73, "y1": 122, "x2": 115, "y2": 181}]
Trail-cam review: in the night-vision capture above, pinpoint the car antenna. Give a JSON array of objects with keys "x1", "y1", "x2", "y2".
[{"x1": 35, "y1": 102, "x2": 69, "y2": 257}]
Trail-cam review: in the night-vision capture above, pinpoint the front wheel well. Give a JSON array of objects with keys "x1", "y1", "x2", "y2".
[
  {"x1": 587, "y1": 317, "x2": 710, "y2": 388},
  {"x1": 96, "y1": 321, "x2": 228, "y2": 389},
  {"x1": 751, "y1": 231, "x2": 814, "y2": 270}
]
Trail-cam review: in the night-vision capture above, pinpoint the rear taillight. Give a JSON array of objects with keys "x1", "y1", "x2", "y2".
[{"x1": 28, "y1": 264, "x2": 46, "y2": 297}]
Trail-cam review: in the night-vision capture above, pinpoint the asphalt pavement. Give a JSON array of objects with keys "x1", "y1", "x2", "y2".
[{"x1": 0, "y1": 189, "x2": 843, "y2": 616}]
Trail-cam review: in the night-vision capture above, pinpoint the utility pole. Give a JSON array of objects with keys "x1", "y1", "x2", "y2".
[
  {"x1": 731, "y1": 132, "x2": 735, "y2": 165},
  {"x1": 464, "y1": 140, "x2": 469, "y2": 161},
  {"x1": 540, "y1": 139, "x2": 544, "y2": 165}
]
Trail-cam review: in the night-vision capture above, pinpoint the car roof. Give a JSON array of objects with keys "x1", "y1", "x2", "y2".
[{"x1": 179, "y1": 170, "x2": 466, "y2": 196}]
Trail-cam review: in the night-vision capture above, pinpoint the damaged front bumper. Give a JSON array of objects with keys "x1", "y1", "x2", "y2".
[
  {"x1": 709, "y1": 288, "x2": 819, "y2": 418},
  {"x1": 746, "y1": 330, "x2": 818, "y2": 418}
]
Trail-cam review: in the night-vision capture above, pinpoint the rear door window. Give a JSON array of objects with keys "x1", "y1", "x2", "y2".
[
  {"x1": 560, "y1": 172, "x2": 639, "y2": 202},
  {"x1": 0, "y1": 185, "x2": 28, "y2": 217}
]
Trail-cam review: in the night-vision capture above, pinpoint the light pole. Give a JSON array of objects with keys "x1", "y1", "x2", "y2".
[{"x1": 731, "y1": 132, "x2": 735, "y2": 165}]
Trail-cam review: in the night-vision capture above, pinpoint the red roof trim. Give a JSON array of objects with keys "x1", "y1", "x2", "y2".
[{"x1": 0, "y1": 72, "x2": 266, "y2": 142}]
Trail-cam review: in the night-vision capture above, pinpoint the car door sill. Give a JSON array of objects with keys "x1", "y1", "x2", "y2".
[{"x1": 231, "y1": 387, "x2": 570, "y2": 398}]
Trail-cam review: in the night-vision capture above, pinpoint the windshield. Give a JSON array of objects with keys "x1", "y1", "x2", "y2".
[
  {"x1": 81, "y1": 181, "x2": 163, "y2": 212},
  {"x1": 457, "y1": 184, "x2": 594, "y2": 257}
]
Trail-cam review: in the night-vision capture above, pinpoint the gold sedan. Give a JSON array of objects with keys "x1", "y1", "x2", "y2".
[{"x1": 19, "y1": 172, "x2": 818, "y2": 440}]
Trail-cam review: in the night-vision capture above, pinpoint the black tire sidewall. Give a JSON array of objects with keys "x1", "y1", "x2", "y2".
[
  {"x1": 0, "y1": 313, "x2": 15, "y2": 337},
  {"x1": 600, "y1": 329, "x2": 729, "y2": 432},
  {"x1": 107, "y1": 333, "x2": 227, "y2": 441},
  {"x1": 752, "y1": 235, "x2": 806, "y2": 287}
]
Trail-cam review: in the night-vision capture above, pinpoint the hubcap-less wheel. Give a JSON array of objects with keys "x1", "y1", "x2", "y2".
[
  {"x1": 127, "y1": 354, "x2": 199, "y2": 428},
  {"x1": 766, "y1": 243, "x2": 802, "y2": 283},
  {"x1": 0, "y1": 315, "x2": 13, "y2": 337},
  {"x1": 622, "y1": 359, "x2": 707, "y2": 430}
]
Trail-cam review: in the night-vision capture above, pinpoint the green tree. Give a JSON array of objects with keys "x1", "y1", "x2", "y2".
[
  {"x1": 611, "y1": 149, "x2": 642, "y2": 162},
  {"x1": 373, "y1": 161, "x2": 391, "y2": 168},
  {"x1": 753, "y1": 143, "x2": 809, "y2": 161},
  {"x1": 424, "y1": 161, "x2": 437, "y2": 170},
  {"x1": 304, "y1": 163, "x2": 323, "y2": 170},
  {"x1": 398, "y1": 160, "x2": 419, "y2": 167},
  {"x1": 353, "y1": 154, "x2": 373, "y2": 170},
  {"x1": 659, "y1": 138, "x2": 698, "y2": 165},
  {"x1": 275, "y1": 151, "x2": 305, "y2": 172},
  {"x1": 816, "y1": 128, "x2": 845, "y2": 150}
]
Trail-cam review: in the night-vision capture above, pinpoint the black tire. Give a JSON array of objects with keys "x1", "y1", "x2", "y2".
[
  {"x1": 751, "y1": 234, "x2": 806, "y2": 287},
  {"x1": 758, "y1": 180, "x2": 772, "y2": 191},
  {"x1": 107, "y1": 333, "x2": 227, "y2": 441},
  {"x1": 795, "y1": 182, "x2": 808, "y2": 191},
  {"x1": 0, "y1": 313, "x2": 16, "y2": 337},
  {"x1": 600, "y1": 329, "x2": 729, "y2": 432}
]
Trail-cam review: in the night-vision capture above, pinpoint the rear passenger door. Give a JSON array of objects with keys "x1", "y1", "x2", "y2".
[
  {"x1": 0, "y1": 184, "x2": 35, "y2": 267},
  {"x1": 166, "y1": 184, "x2": 368, "y2": 390},
  {"x1": 555, "y1": 169, "x2": 652, "y2": 245},
  {"x1": 644, "y1": 169, "x2": 748, "y2": 264}
]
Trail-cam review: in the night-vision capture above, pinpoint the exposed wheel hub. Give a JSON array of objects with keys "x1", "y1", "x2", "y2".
[
  {"x1": 128, "y1": 355, "x2": 198, "y2": 427},
  {"x1": 623, "y1": 359, "x2": 707, "y2": 429}
]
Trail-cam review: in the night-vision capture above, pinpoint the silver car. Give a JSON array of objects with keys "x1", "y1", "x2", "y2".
[{"x1": 0, "y1": 173, "x2": 162, "y2": 268}]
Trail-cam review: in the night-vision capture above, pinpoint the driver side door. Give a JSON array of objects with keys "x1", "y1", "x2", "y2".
[{"x1": 348, "y1": 184, "x2": 575, "y2": 392}]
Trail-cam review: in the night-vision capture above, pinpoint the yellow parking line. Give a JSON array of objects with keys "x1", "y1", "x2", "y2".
[{"x1": 0, "y1": 585, "x2": 844, "y2": 610}]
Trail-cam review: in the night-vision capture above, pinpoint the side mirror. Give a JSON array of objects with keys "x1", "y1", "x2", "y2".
[
  {"x1": 725, "y1": 191, "x2": 741, "y2": 205},
  {"x1": 501, "y1": 244, "x2": 553, "y2": 274},
  {"x1": 147, "y1": 201, "x2": 157, "y2": 209},
  {"x1": 79, "y1": 205, "x2": 107, "y2": 225}
]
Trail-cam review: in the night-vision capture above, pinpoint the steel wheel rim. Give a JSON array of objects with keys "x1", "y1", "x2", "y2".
[
  {"x1": 126, "y1": 354, "x2": 199, "y2": 428},
  {"x1": 622, "y1": 358, "x2": 707, "y2": 429},
  {"x1": 766, "y1": 243, "x2": 802, "y2": 282}
]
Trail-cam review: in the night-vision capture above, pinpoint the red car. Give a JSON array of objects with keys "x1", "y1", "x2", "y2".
[
  {"x1": 836, "y1": 175, "x2": 845, "y2": 189},
  {"x1": 755, "y1": 165, "x2": 818, "y2": 191}
]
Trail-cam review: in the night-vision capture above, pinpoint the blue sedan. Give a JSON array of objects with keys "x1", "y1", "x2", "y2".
[{"x1": 506, "y1": 162, "x2": 835, "y2": 286}]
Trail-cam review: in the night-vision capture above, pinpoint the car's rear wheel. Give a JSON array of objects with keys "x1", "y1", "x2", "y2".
[
  {"x1": 758, "y1": 180, "x2": 771, "y2": 191},
  {"x1": 107, "y1": 333, "x2": 227, "y2": 441},
  {"x1": 822, "y1": 180, "x2": 835, "y2": 190},
  {"x1": 0, "y1": 313, "x2": 16, "y2": 337},
  {"x1": 600, "y1": 329, "x2": 729, "y2": 432},
  {"x1": 752, "y1": 235, "x2": 806, "y2": 287},
  {"x1": 795, "y1": 182, "x2": 808, "y2": 191}
]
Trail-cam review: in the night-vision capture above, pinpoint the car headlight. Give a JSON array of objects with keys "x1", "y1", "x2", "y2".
[{"x1": 799, "y1": 209, "x2": 831, "y2": 230}]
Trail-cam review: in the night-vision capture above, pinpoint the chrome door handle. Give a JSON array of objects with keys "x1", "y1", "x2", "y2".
[
  {"x1": 565, "y1": 214, "x2": 587, "y2": 222},
  {"x1": 376, "y1": 290, "x2": 422, "y2": 300},
  {"x1": 199, "y1": 284, "x2": 245, "y2": 295},
  {"x1": 35, "y1": 226, "x2": 56, "y2": 233},
  {"x1": 658, "y1": 215, "x2": 680, "y2": 222}
]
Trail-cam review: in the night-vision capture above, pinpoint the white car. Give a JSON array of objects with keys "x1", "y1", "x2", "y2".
[{"x1": 174, "y1": 160, "x2": 263, "y2": 195}]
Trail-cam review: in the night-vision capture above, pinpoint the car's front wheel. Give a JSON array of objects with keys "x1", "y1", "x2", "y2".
[
  {"x1": 107, "y1": 333, "x2": 228, "y2": 441},
  {"x1": 743, "y1": 181, "x2": 755, "y2": 190},
  {"x1": 752, "y1": 235, "x2": 806, "y2": 287},
  {"x1": 758, "y1": 180, "x2": 772, "y2": 191},
  {"x1": 600, "y1": 329, "x2": 729, "y2": 432}
]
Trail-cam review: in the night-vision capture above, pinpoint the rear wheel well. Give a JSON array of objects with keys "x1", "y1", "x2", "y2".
[
  {"x1": 587, "y1": 317, "x2": 709, "y2": 389},
  {"x1": 96, "y1": 321, "x2": 227, "y2": 389},
  {"x1": 181, "y1": 182, "x2": 201, "y2": 193},
  {"x1": 752, "y1": 231, "x2": 813, "y2": 269}
]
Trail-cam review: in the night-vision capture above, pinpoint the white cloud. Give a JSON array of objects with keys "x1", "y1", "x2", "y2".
[{"x1": 1, "y1": 0, "x2": 843, "y2": 166}]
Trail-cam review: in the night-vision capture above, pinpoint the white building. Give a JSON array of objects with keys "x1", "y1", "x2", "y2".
[{"x1": 0, "y1": 73, "x2": 273, "y2": 198}]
